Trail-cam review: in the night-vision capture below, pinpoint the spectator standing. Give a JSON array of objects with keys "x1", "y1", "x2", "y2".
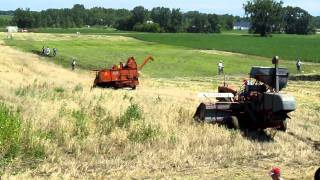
[
  {"x1": 218, "y1": 60, "x2": 224, "y2": 75},
  {"x1": 296, "y1": 59, "x2": 302, "y2": 72},
  {"x1": 53, "y1": 48, "x2": 57, "y2": 57},
  {"x1": 71, "y1": 59, "x2": 76, "y2": 71}
]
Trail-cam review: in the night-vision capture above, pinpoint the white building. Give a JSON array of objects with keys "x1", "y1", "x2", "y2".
[
  {"x1": 6, "y1": 26, "x2": 18, "y2": 33},
  {"x1": 233, "y1": 21, "x2": 250, "y2": 31}
]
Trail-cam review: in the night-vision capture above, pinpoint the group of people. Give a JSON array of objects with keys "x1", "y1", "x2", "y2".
[
  {"x1": 41, "y1": 46, "x2": 77, "y2": 70},
  {"x1": 217, "y1": 58, "x2": 304, "y2": 76},
  {"x1": 42, "y1": 46, "x2": 58, "y2": 57}
]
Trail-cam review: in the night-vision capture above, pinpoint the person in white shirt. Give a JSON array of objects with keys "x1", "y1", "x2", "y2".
[
  {"x1": 44, "y1": 47, "x2": 50, "y2": 56},
  {"x1": 218, "y1": 60, "x2": 224, "y2": 75},
  {"x1": 71, "y1": 59, "x2": 76, "y2": 70},
  {"x1": 296, "y1": 59, "x2": 302, "y2": 72}
]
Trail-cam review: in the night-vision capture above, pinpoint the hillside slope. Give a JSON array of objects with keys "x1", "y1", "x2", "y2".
[
  {"x1": 0, "y1": 38, "x2": 319, "y2": 179},
  {"x1": 5, "y1": 32, "x2": 320, "y2": 77}
]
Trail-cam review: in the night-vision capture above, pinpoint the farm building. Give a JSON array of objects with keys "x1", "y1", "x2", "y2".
[
  {"x1": 233, "y1": 21, "x2": 250, "y2": 30},
  {"x1": 6, "y1": 26, "x2": 18, "y2": 33}
]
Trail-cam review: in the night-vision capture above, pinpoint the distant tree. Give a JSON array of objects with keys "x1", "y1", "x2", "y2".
[
  {"x1": 185, "y1": 11, "x2": 211, "y2": 33},
  {"x1": 151, "y1": 7, "x2": 171, "y2": 32},
  {"x1": 219, "y1": 15, "x2": 234, "y2": 30},
  {"x1": 72, "y1": 4, "x2": 86, "y2": 27},
  {"x1": 208, "y1": 14, "x2": 221, "y2": 33},
  {"x1": 131, "y1": 6, "x2": 147, "y2": 25},
  {"x1": 12, "y1": 8, "x2": 35, "y2": 28},
  {"x1": 116, "y1": 16, "x2": 135, "y2": 30},
  {"x1": 169, "y1": 9, "x2": 183, "y2": 32},
  {"x1": 244, "y1": 0, "x2": 283, "y2": 36},
  {"x1": 133, "y1": 23, "x2": 160, "y2": 32},
  {"x1": 0, "y1": 11, "x2": 15, "y2": 16},
  {"x1": 0, "y1": 16, "x2": 11, "y2": 27},
  {"x1": 283, "y1": 6, "x2": 314, "y2": 34},
  {"x1": 313, "y1": 16, "x2": 320, "y2": 29}
]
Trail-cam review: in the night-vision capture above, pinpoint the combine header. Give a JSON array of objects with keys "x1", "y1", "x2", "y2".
[
  {"x1": 93, "y1": 55, "x2": 154, "y2": 89},
  {"x1": 194, "y1": 56, "x2": 296, "y2": 131}
]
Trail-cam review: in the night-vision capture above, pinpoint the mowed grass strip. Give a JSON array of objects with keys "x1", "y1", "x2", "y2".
[
  {"x1": 128, "y1": 33, "x2": 320, "y2": 62},
  {"x1": 30, "y1": 27, "x2": 123, "y2": 34},
  {"x1": 4, "y1": 33, "x2": 320, "y2": 78}
]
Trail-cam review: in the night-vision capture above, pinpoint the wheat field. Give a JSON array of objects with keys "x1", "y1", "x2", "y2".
[{"x1": 0, "y1": 34, "x2": 319, "y2": 179}]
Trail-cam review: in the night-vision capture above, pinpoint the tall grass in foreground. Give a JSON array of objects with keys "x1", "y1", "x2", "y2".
[
  {"x1": 0, "y1": 103, "x2": 45, "y2": 173},
  {"x1": 0, "y1": 103, "x2": 21, "y2": 159}
]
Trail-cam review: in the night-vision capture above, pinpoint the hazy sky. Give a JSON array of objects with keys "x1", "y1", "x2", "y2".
[{"x1": 1, "y1": 0, "x2": 319, "y2": 16}]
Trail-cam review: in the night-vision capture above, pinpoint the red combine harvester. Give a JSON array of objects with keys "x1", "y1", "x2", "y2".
[{"x1": 93, "y1": 55, "x2": 154, "y2": 89}]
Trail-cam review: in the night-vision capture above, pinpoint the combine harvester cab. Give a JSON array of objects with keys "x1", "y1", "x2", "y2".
[
  {"x1": 194, "y1": 56, "x2": 296, "y2": 131},
  {"x1": 93, "y1": 55, "x2": 154, "y2": 89}
]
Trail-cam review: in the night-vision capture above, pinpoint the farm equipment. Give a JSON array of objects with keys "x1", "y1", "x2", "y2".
[
  {"x1": 93, "y1": 55, "x2": 154, "y2": 89},
  {"x1": 194, "y1": 56, "x2": 296, "y2": 131}
]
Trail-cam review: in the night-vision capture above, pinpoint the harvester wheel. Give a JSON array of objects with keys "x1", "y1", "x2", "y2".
[
  {"x1": 278, "y1": 120, "x2": 287, "y2": 132},
  {"x1": 131, "y1": 85, "x2": 136, "y2": 90},
  {"x1": 227, "y1": 116, "x2": 239, "y2": 129}
]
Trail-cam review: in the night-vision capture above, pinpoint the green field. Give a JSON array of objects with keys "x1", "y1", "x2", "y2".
[
  {"x1": 5, "y1": 33, "x2": 320, "y2": 78},
  {"x1": 25, "y1": 28, "x2": 320, "y2": 63},
  {"x1": 128, "y1": 33, "x2": 320, "y2": 62}
]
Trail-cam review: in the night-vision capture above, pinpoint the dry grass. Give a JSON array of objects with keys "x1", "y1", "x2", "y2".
[
  {"x1": 3, "y1": 32, "x2": 132, "y2": 42},
  {"x1": 0, "y1": 36, "x2": 319, "y2": 179}
]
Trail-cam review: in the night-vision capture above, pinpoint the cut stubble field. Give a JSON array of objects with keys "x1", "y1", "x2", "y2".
[{"x1": 0, "y1": 33, "x2": 319, "y2": 179}]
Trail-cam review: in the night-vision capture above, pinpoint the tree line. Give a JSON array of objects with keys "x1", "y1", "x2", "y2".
[
  {"x1": 1, "y1": 1, "x2": 319, "y2": 35},
  {"x1": 0, "y1": 11, "x2": 14, "y2": 27},
  {"x1": 245, "y1": 0, "x2": 318, "y2": 36},
  {"x1": 8, "y1": 4, "x2": 240, "y2": 33}
]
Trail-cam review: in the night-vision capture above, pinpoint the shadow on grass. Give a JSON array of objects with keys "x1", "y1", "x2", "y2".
[
  {"x1": 287, "y1": 131, "x2": 320, "y2": 151},
  {"x1": 240, "y1": 34, "x2": 271, "y2": 38},
  {"x1": 194, "y1": 121, "x2": 276, "y2": 142},
  {"x1": 31, "y1": 50, "x2": 43, "y2": 56},
  {"x1": 242, "y1": 130, "x2": 275, "y2": 142}
]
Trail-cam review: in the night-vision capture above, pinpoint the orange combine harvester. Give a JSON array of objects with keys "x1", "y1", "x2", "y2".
[{"x1": 93, "y1": 55, "x2": 154, "y2": 89}]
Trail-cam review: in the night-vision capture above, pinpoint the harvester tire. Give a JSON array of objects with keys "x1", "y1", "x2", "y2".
[
  {"x1": 315, "y1": 167, "x2": 320, "y2": 180},
  {"x1": 227, "y1": 116, "x2": 239, "y2": 129},
  {"x1": 278, "y1": 120, "x2": 287, "y2": 132}
]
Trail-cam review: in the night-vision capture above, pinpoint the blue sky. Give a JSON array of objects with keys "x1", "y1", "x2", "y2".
[{"x1": 1, "y1": 0, "x2": 319, "y2": 16}]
